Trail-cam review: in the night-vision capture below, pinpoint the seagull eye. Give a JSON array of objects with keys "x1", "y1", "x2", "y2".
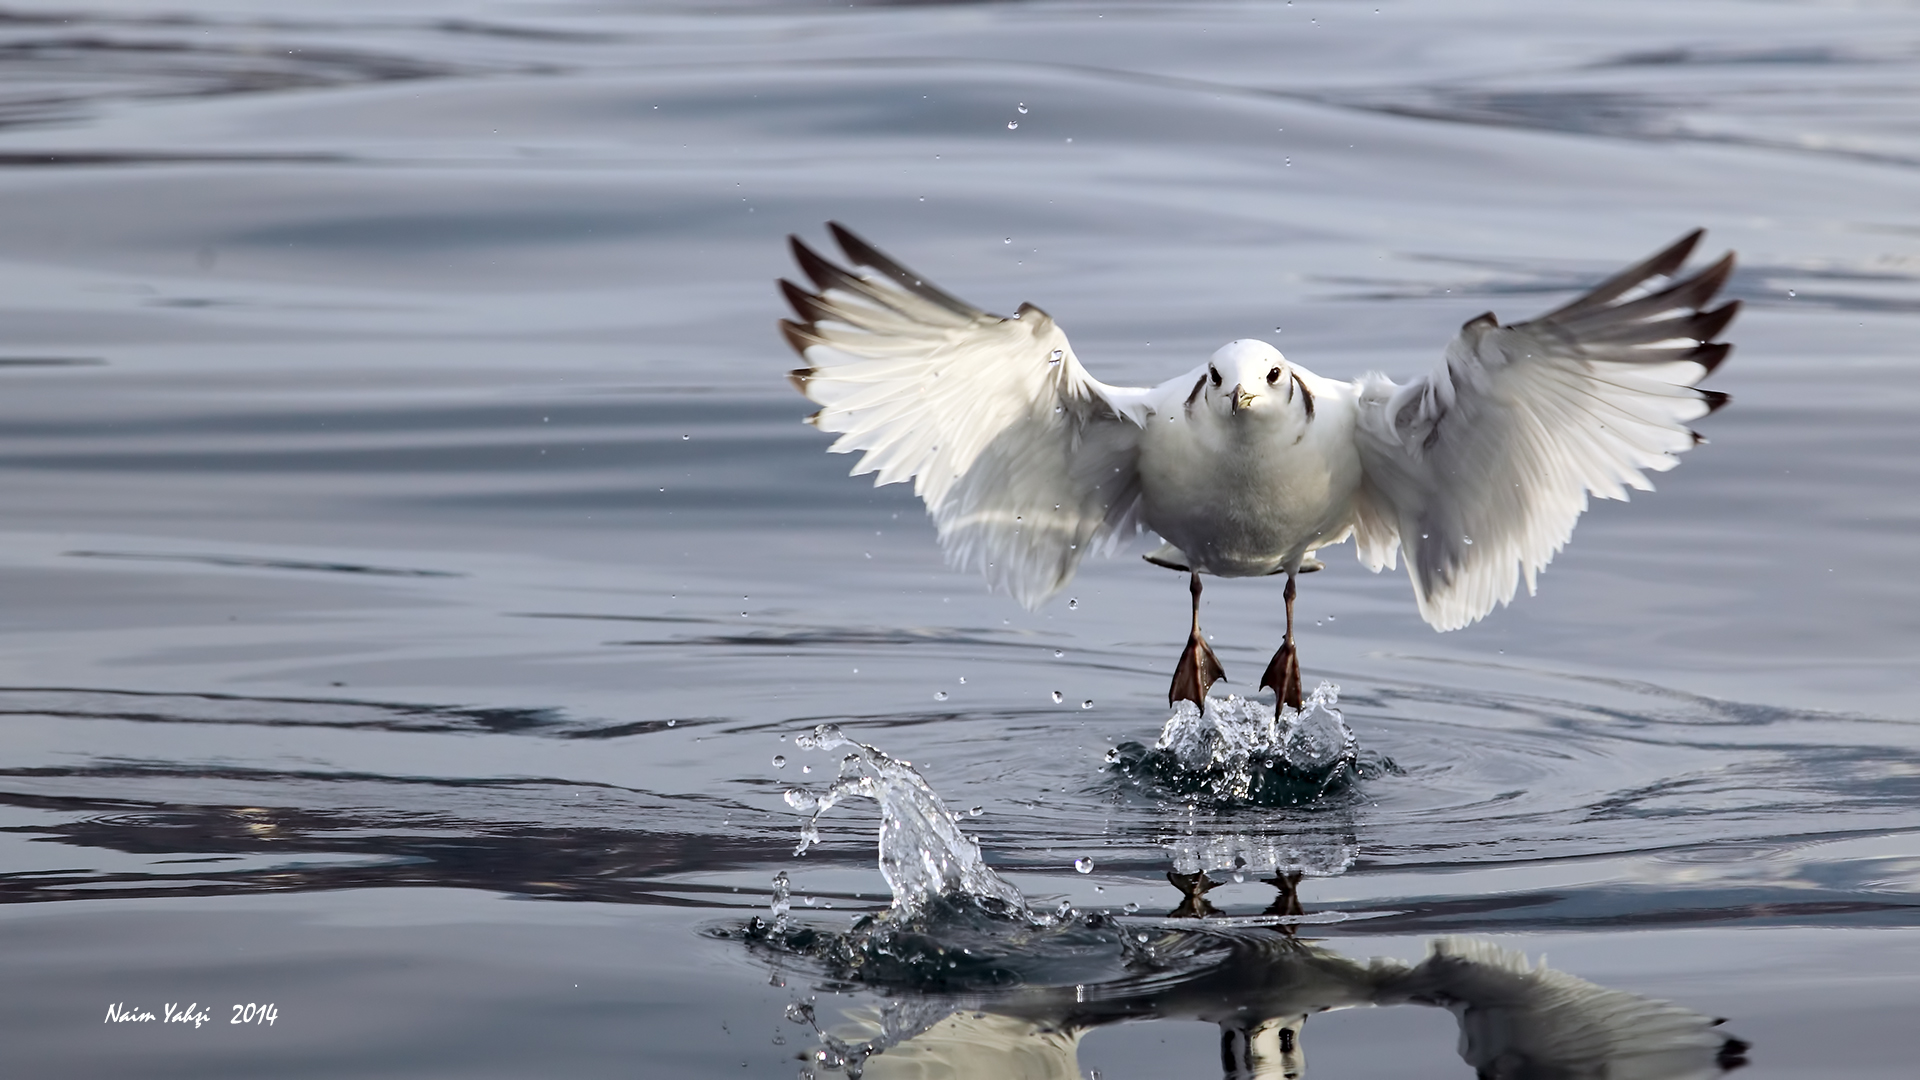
[
  {"x1": 1267, "y1": 366, "x2": 1281, "y2": 384},
  {"x1": 1209, "y1": 367, "x2": 1222, "y2": 387}
]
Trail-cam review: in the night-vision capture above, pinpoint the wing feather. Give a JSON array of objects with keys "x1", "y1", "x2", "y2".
[
  {"x1": 1352, "y1": 233, "x2": 1738, "y2": 630},
  {"x1": 782, "y1": 224, "x2": 1152, "y2": 608}
]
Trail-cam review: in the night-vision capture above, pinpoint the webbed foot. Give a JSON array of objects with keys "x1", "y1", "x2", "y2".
[
  {"x1": 1171, "y1": 629, "x2": 1226, "y2": 707},
  {"x1": 1167, "y1": 871, "x2": 1219, "y2": 919},
  {"x1": 1260, "y1": 640, "x2": 1302, "y2": 711}
]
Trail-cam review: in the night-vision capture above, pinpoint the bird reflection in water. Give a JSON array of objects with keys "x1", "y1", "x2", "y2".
[{"x1": 791, "y1": 928, "x2": 1749, "y2": 1080}]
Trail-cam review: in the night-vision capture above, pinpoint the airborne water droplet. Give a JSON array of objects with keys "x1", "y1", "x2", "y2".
[
  {"x1": 1068, "y1": 598, "x2": 1079, "y2": 609},
  {"x1": 1053, "y1": 649, "x2": 1064, "y2": 658},
  {"x1": 934, "y1": 690, "x2": 949, "y2": 701},
  {"x1": 1004, "y1": 237, "x2": 1013, "y2": 244},
  {"x1": 1051, "y1": 690, "x2": 1064, "y2": 703},
  {"x1": 773, "y1": 754, "x2": 786, "y2": 767},
  {"x1": 1123, "y1": 902, "x2": 1139, "y2": 914},
  {"x1": 1081, "y1": 699, "x2": 1094, "y2": 710},
  {"x1": 1007, "y1": 120, "x2": 1019, "y2": 129},
  {"x1": 968, "y1": 805, "x2": 983, "y2": 817},
  {"x1": 1463, "y1": 535, "x2": 1473, "y2": 545},
  {"x1": 1049, "y1": 348, "x2": 1064, "y2": 364},
  {"x1": 1017, "y1": 103, "x2": 1029, "y2": 114},
  {"x1": 1074, "y1": 857, "x2": 1094, "y2": 874}
]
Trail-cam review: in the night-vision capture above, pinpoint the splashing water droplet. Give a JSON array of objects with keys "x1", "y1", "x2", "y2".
[
  {"x1": 1081, "y1": 700, "x2": 1094, "y2": 710},
  {"x1": 665, "y1": 719, "x2": 675, "y2": 727},
  {"x1": 968, "y1": 805, "x2": 983, "y2": 817},
  {"x1": 1074, "y1": 857, "x2": 1094, "y2": 874},
  {"x1": 1123, "y1": 901, "x2": 1139, "y2": 914},
  {"x1": 1004, "y1": 237, "x2": 1012, "y2": 244},
  {"x1": 1068, "y1": 598, "x2": 1079, "y2": 609},
  {"x1": 1007, "y1": 120, "x2": 1019, "y2": 130},
  {"x1": 773, "y1": 755, "x2": 786, "y2": 768},
  {"x1": 1049, "y1": 348, "x2": 1064, "y2": 364},
  {"x1": 1053, "y1": 649, "x2": 1064, "y2": 658},
  {"x1": 1017, "y1": 103, "x2": 1029, "y2": 114},
  {"x1": 934, "y1": 691, "x2": 949, "y2": 701},
  {"x1": 1051, "y1": 690, "x2": 1064, "y2": 703},
  {"x1": 769, "y1": 870, "x2": 791, "y2": 930},
  {"x1": 1463, "y1": 535, "x2": 1473, "y2": 545}
]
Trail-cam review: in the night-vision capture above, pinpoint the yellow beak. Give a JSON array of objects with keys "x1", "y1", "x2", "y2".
[{"x1": 1232, "y1": 384, "x2": 1257, "y2": 412}]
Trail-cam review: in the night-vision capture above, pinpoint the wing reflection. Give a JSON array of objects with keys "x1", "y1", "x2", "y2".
[{"x1": 809, "y1": 932, "x2": 1747, "y2": 1080}]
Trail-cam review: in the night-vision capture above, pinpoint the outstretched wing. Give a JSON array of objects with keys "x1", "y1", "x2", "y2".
[
  {"x1": 1388, "y1": 937, "x2": 1743, "y2": 1080},
  {"x1": 1350, "y1": 230, "x2": 1738, "y2": 630},
  {"x1": 781, "y1": 223, "x2": 1153, "y2": 608}
]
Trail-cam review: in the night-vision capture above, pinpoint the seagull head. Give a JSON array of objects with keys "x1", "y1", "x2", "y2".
[{"x1": 1204, "y1": 340, "x2": 1300, "y2": 418}]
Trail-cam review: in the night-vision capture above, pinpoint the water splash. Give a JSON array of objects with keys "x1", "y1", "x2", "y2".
[
  {"x1": 783, "y1": 724, "x2": 1026, "y2": 916},
  {"x1": 1107, "y1": 682, "x2": 1372, "y2": 806},
  {"x1": 729, "y1": 726, "x2": 1160, "y2": 1005}
]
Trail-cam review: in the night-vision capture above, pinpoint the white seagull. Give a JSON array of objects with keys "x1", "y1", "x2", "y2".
[{"x1": 781, "y1": 225, "x2": 1736, "y2": 708}]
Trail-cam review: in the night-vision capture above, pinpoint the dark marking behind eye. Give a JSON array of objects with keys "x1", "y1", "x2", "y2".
[
  {"x1": 1290, "y1": 371, "x2": 1315, "y2": 420},
  {"x1": 1185, "y1": 375, "x2": 1206, "y2": 411}
]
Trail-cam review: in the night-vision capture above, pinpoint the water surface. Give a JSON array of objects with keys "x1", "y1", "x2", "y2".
[{"x1": 1, "y1": 1, "x2": 1917, "y2": 1076}]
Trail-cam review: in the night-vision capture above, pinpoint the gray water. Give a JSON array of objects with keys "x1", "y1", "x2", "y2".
[{"x1": 1, "y1": 1, "x2": 1918, "y2": 1076}]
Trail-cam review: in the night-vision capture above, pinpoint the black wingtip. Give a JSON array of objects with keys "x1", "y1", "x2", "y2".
[
  {"x1": 1693, "y1": 300, "x2": 1741, "y2": 346},
  {"x1": 1693, "y1": 251, "x2": 1736, "y2": 302},
  {"x1": 1656, "y1": 228, "x2": 1706, "y2": 276},
  {"x1": 778, "y1": 278, "x2": 833, "y2": 326},
  {"x1": 1700, "y1": 388, "x2": 1731, "y2": 414},
  {"x1": 791, "y1": 236, "x2": 848, "y2": 294},
  {"x1": 779, "y1": 318, "x2": 823, "y2": 359},
  {"x1": 1690, "y1": 341, "x2": 1732, "y2": 375},
  {"x1": 828, "y1": 220, "x2": 881, "y2": 270},
  {"x1": 787, "y1": 233, "x2": 817, "y2": 273}
]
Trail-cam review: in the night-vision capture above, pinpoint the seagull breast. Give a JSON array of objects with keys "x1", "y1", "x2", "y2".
[{"x1": 1138, "y1": 367, "x2": 1363, "y2": 577}]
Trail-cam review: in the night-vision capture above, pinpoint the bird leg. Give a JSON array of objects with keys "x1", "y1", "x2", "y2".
[
  {"x1": 1259, "y1": 572, "x2": 1303, "y2": 711},
  {"x1": 1170, "y1": 571, "x2": 1225, "y2": 707}
]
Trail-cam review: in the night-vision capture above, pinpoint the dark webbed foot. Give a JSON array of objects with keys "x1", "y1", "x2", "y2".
[
  {"x1": 1171, "y1": 629, "x2": 1226, "y2": 708},
  {"x1": 1170, "y1": 570, "x2": 1225, "y2": 707},
  {"x1": 1262, "y1": 872, "x2": 1304, "y2": 920},
  {"x1": 1167, "y1": 871, "x2": 1219, "y2": 919},
  {"x1": 1260, "y1": 570, "x2": 1304, "y2": 710},
  {"x1": 1259, "y1": 641, "x2": 1302, "y2": 711}
]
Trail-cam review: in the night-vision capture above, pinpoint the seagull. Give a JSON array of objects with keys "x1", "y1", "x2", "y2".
[{"x1": 780, "y1": 225, "x2": 1736, "y2": 709}]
